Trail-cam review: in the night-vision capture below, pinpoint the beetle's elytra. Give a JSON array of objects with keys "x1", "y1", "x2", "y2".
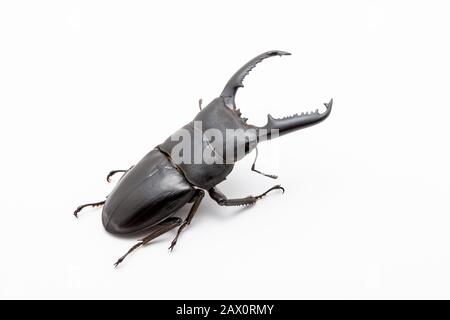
[{"x1": 74, "y1": 51, "x2": 333, "y2": 266}]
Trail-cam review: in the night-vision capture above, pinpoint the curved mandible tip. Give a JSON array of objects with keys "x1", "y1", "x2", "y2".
[{"x1": 220, "y1": 50, "x2": 291, "y2": 108}]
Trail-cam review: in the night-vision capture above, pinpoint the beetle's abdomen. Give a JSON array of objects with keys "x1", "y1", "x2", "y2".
[{"x1": 102, "y1": 149, "x2": 195, "y2": 234}]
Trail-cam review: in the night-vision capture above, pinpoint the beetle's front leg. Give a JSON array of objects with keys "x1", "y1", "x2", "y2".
[
  {"x1": 251, "y1": 147, "x2": 278, "y2": 179},
  {"x1": 208, "y1": 185, "x2": 284, "y2": 207}
]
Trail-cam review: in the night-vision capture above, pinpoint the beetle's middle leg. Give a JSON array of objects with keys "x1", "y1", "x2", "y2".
[
  {"x1": 73, "y1": 200, "x2": 106, "y2": 218},
  {"x1": 168, "y1": 189, "x2": 205, "y2": 251},
  {"x1": 106, "y1": 165, "x2": 135, "y2": 182},
  {"x1": 209, "y1": 185, "x2": 284, "y2": 207}
]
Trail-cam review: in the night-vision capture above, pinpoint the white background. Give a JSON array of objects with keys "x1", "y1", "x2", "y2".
[{"x1": 1, "y1": 0, "x2": 449, "y2": 299}]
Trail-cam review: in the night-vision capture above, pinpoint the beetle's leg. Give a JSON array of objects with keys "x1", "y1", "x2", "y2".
[
  {"x1": 106, "y1": 170, "x2": 126, "y2": 182},
  {"x1": 251, "y1": 147, "x2": 278, "y2": 179},
  {"x1": 106, "y1": 165, "x2": 135, "y2": 183},
  {"x1": 114, "y1": 217, "x2": 182, "y2": 267},
  {"x1": 168, "y1": 189, "x2": 205, "y2": 251},
  {"x1": 73, "y1": 200, "x2": 105, "y2": 218},
  {"x1": 209, "y1": 185, "x2": 284, "y2": 207}
]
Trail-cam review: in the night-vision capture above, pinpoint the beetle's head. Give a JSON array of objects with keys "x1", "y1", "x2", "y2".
[{"x1": 190, "y1": 51, "x2": 332, "y2": 165}]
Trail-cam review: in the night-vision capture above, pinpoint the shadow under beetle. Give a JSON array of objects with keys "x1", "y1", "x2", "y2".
[{"x1": 74, "y1": 51, "x2": 333, "y2": 266}]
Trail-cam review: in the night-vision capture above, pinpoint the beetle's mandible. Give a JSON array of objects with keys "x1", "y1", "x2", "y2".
[{"x1": 74, "y1": 51, "x2": 333, "y2": 267}]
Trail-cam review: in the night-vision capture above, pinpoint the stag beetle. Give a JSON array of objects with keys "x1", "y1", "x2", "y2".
[{"x1": 74, "y1": 51, "x2": 333, "y2": 266}]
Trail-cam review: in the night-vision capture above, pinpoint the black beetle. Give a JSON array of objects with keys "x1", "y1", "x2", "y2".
[{"x1": 74, "y1": 51, "x2": 332, "y2": 266}]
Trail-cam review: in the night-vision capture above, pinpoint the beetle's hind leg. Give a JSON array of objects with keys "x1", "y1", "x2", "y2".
[
  {"x1": 209, "y1": 185, "x2": 284, "y2": 207},
  {"x1": 73, "y1": 200, "x2": 106, "y2": 218},
  {"x1": 251, "y1": 147, "x2": 278, "y2": 179},
  {"x1": 168, "y1": 189, "x2": 205, "y2": 251},
  {"x1": 106, "y1": 165, "x2": 135, "y2": 182},
  {"x1": 114, "y1": 217, "x2": 183, "y2": 267}
]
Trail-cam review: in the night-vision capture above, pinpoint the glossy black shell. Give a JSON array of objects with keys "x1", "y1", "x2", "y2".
[
  {"x1": 102, "y1": 149, "x2": 195, "y2": 234},
  {"x1": 159, "y1": 96, "x2": 250, "y2": 189},
  {"x1": 100, "y1": 50, "x2": 332, "y2": 236}
]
